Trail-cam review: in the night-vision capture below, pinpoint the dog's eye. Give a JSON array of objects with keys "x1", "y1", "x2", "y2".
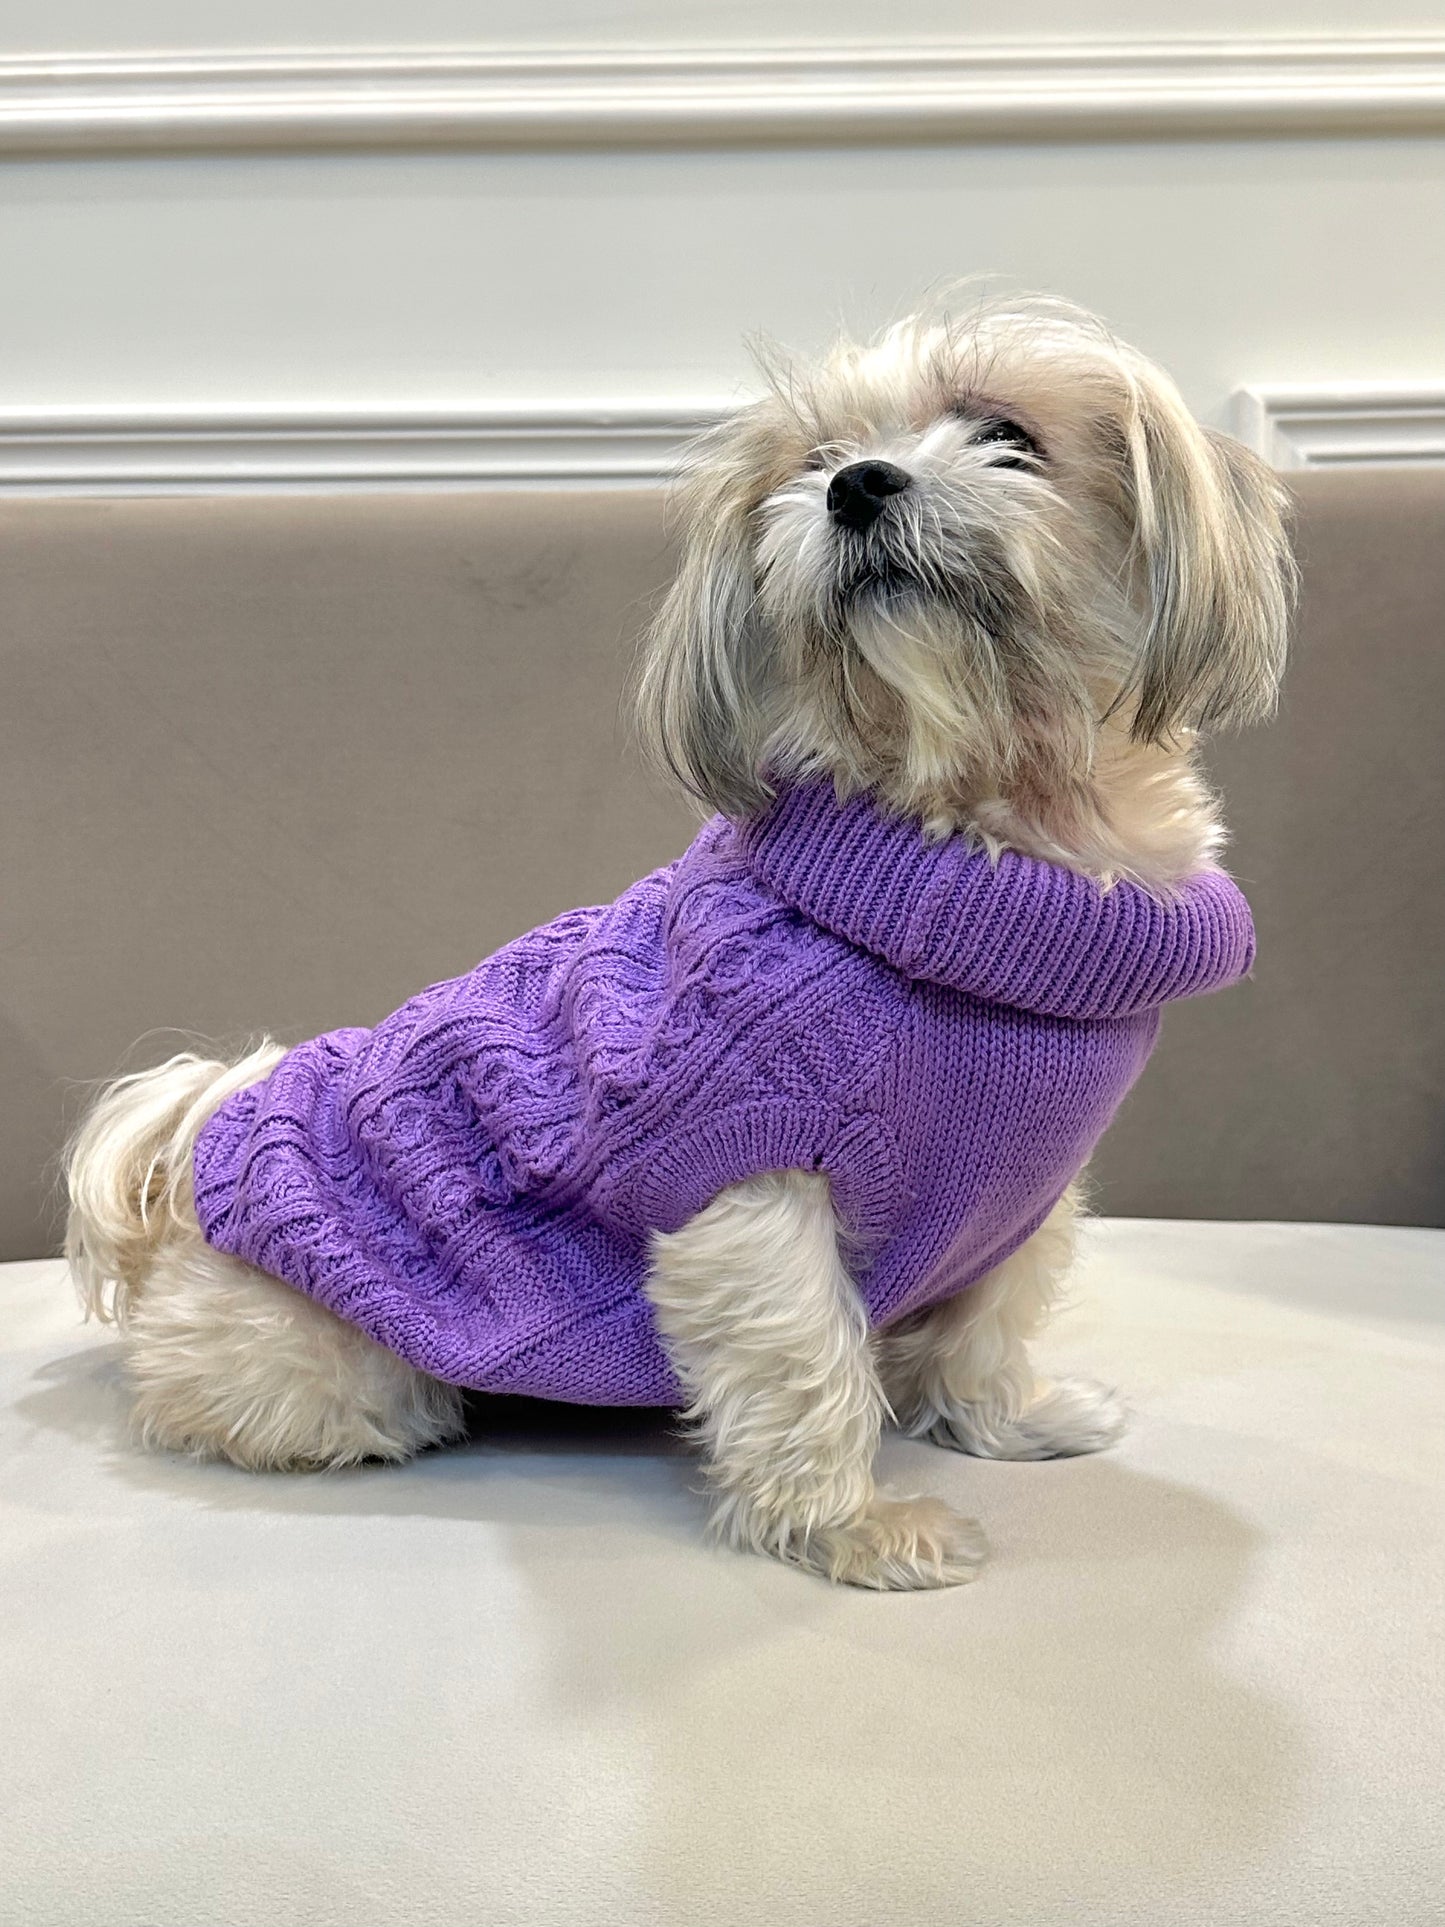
[{"x1": 972, "y1": 418, "x2": 1044, "y2": 468}]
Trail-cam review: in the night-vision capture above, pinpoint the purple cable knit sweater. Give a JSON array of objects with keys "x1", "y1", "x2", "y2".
[{"x1": 192, "y1": 785, "x2": 1256, "y2": 1404}]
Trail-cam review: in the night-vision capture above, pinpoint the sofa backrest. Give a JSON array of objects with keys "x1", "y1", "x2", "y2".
[{"x1": 2, "y1": 467, "x2": 1441, "y2": 1258}]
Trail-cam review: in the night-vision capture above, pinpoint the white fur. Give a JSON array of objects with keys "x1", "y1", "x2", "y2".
[
  {"x1": 65, "y1": 1047, "x2": 465, "y2": 1469},
  {"x1": 64, "y1": 295, "x2": 1292, "y2": 1587},
  {"x1": 877, "y1": 1186, "x2": 1125, "y2": 1461},
  {"x1": 636, "y1": 292, "x2": 1294, "y2": 888},
  {"x1": 647, "y1": 1170, "x2": 986, "y2": 1589}
]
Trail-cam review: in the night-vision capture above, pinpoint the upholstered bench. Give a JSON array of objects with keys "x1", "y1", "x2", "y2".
[
  {"x1": 5, "y1": 1219, "x2": 1442, "y2": 1925},
  {"x1": 1, "y1": 470, "x2": 1441, "y2": 1925}
]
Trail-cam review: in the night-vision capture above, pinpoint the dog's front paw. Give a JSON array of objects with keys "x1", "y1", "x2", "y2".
[
  {"x1": 931, "y1": 1375, "x2": 1127, "y2": 1461},
  {"x1": 734, "y1": 1494, "x2": 987, "y2": 1590}
]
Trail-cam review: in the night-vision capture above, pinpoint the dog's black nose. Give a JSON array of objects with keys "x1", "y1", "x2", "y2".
[{"x1": 826, "y1": 460, "x2": 911, "y2": 533}]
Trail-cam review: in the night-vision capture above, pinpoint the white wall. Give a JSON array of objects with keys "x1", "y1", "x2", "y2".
[
  {"x1": 0, "y1": 6, "x2": 1441, "y2": 471},
  {"x1": 3, "y1": 141, "x2": 1443, "y2": 425}
]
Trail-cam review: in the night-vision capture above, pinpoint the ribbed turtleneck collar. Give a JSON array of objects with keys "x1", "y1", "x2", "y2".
[{"x1": 735, "y1": 784, "x2": 1255, "y2": 1021}]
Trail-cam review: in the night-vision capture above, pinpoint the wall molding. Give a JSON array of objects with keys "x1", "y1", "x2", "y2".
[
  {"x1": 1, "y1": 35, "x2": 1444, "y2": 155},
  {"x1": 5, "y1": 389, "x2": 1442, "y2": 493},
  {"x1": 0, "y1": 404, "x2": 731, "y2": 493},
  {"x1": 1235, "y1": 384, "x2": 1445, "y2": 468}
]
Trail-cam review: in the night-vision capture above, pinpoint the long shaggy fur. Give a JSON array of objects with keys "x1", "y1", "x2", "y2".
[
  {"x1": 877, "y1": 1185, "x2": 1125, "y2": 1461},
  {"x1": 65, "y1": 294, "x2": 1292, "y2": 1587},
  {"x1": 648, "y1": 1171, "x2": 987, "y2": 1589},
  {"x1": 636, "y1": 292, "x2": 1295, "y2": 886},
  {"x1": 65, "y1": 1047, "x2": 466, "y2": 1469}
]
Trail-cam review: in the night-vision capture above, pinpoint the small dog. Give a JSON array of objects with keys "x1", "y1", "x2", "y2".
[{"x1": 65, "y1": 296, "x2": 1293, "y2": 1590}]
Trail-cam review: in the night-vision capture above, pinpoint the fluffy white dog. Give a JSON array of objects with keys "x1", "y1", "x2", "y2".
[{"x1": 65, "y1": 296, "x2": 1293, "y2": 1589}]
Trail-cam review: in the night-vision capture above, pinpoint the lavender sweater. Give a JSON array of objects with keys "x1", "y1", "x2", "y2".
[{"x1": 193, "y1": 785, "x2": 1255, "y2": 1404}]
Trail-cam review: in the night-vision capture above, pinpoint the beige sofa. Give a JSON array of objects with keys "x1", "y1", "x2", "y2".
[
  {"x1": 2, "y1": 469, "x2": 1442, "y2": 1926},
  {"x1": 1, "y1": 469, "x2": 1443, "y2": 1254}
]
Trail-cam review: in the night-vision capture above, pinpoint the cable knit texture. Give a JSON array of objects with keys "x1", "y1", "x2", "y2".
[{"x1": 193, "y1": 784, "x2": 1256, "y2": 1404}]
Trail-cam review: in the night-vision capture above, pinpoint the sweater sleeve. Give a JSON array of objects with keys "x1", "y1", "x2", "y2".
[{"x1": 738, "y1": 784, "x2": 1256, "y2": 1020}]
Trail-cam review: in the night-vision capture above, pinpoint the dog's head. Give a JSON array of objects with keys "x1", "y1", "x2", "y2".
[{"x1": 637, "y1": 296, "x2": 1295, "y2": 826}]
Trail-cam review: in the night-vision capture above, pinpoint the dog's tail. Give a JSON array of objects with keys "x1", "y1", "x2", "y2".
[{"x1": 63, "y1": 1042, "x2": 284, "y2": 1324}]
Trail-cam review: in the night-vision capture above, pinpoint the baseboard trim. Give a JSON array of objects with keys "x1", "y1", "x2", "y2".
[{"x1": 1, "y1": 36, "x2": 1443, "y2": 155}]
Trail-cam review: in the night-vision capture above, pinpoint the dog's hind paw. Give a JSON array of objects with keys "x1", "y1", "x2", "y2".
[{"x1": 930, "y1": 1375, "x2": 1127, "y2": 1461}]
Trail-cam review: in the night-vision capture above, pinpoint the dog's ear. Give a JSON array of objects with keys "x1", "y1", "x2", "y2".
[
  {"x1": 635, "y1": 412, "x2": 780, "y2": 819},
  {"x1": 1119, "y1": 372, "x2": 1296, "y2": 743}
]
